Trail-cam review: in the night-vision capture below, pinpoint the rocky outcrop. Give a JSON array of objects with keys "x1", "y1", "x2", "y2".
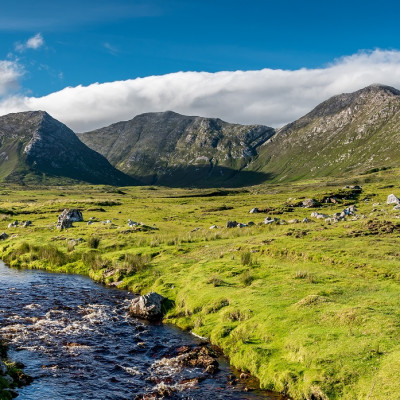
[
  {"x1": 129, "y1": 292, "x2": 166, "y2": 321},
  {"x1": 57, "y1": 209, "x2": 83, "y2": 230}
]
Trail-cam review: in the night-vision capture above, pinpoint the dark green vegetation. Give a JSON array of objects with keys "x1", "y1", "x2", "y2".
[
  {"x1": 0, "y1": 111, "x2": 135, "y2": 186},
  {"x1": 78, "y1": 111, "x2": 274, "y2": 187},
  {"x1": 1, "y1": 168, "x2": 400, "y2": 399}
]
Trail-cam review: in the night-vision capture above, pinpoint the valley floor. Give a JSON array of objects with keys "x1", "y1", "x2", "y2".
[{"x1": 1, "y1": 169, "x2": 400, "y2": 399}]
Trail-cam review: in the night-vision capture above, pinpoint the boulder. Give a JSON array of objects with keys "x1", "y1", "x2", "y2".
[
  {"x1": 57, "y1": 209, "x2": 83, "y2": 230},
  {"x1": 387, "y1": 194, "x2": 400, "y2": 205},
  {"x1": 7, "y1": 221, "x2": 18, "y2": 228},
  {"x1": 209, "y1": 225, "x2": 219, "y2": 229},
  {"x1": 21, "y1": 220, "x2": 32, "y2": 227},
  {"x1": 0, "y1": 232, "x2": 9, "y2": 240},
  {"x1": 129, "y1": 292, "x2": 166, "y2": 321},
  {"x1": 249, "y1": 208, "x2": 258, "y2": 214},
  {"x1": 226, "y1": 221, "x2": 238, "y2": 228},
  {"x1": 302, "y1": 198, "x2": 318, "y2": 208}
]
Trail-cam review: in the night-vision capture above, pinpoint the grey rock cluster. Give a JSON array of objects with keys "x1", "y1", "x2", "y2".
[
  {"x1": 311, "y1": 204, "x2": 358, "y2": 223},
  {"x1": 8, "y1": 220, "x2": 32, "y2": 228},
  {"x1": 226, "y1": 220, "x2": 255, "y2": 228}
]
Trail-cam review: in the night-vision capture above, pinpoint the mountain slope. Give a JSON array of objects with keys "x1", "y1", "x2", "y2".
[
  {"x1": 252, "y1": 84, "x2": 400, "y2": 181},
  {"x1": 78, "y1": 111, "x2": 275, "y2": 187},
  {"x1": 0, "y1": 111, "x2": 135, "y2": 185}
]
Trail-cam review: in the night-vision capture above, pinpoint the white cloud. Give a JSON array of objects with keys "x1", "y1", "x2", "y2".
[
  {"x1": 0, "y1": 60, "x2": 24, "y2": 96},
  {"x1": 15, "y1": 33, "x2": 44, "y2": 52},
  {"x1": 2, "y1": 49, "x2": 400, "y2": 132}
]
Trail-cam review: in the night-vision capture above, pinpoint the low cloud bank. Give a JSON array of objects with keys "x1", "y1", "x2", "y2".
[{"x1": 1, "y1": 49, "x2": 400, "y2": 132}]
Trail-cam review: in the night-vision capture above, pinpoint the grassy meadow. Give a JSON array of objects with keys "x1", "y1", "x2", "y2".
[{"x1": 1, "y1": 168, "x2": 400, "y2": 399}]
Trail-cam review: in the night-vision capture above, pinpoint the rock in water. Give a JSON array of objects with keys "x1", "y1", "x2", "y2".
[
  {"x1": 387, "y1": 194, "x2": 400, "y2": 204},
  {"x1": 129, "y1": 292, "x2": 165, "y2": 320},
  {"x1": 57, "y1": 209, "x2": 83, "y2": 230}
]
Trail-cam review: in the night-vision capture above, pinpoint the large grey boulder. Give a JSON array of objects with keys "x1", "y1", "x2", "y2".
[
  {"x1": 57, "y1": 209, "x2": 83, "y2": 230},
  {"x1": 129, "y1": 292, "x2": 165, "y2": 321},
  {"x1": 387, "y1": 194, "x2": 400, "y2": 205}
]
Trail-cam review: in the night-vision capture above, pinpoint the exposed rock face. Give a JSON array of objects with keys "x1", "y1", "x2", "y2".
[
  {"x1": 129, "y1": 292, "x2": 165, "y2": 320},
  {"x1": 253, "y1": 84, "x2": 400, "y2": 181},
  {"x1": 78, "y1": 111, "x2": 275, "y2": 187},
  {"x1": 57, "y1": 209, "x2": 83, "y2": 230},
  {"x1": 0, "y1": 111, "x2": 135, "y2": 185}
]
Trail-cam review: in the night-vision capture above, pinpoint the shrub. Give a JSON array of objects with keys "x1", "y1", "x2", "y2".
[
  {"x1": 294, "y1": 270, "x2": 315, "y2": 283},
  {"x1": 240, "y1": 270, "x2": 254, "y2": 287},
  {"x1": 121, "y1": 253, "x2": 151, "y2": 274},
  {"x1": 241, "y1": 251, "x2": 252, "y2": 266},
  {"x1": 88, "y1": 236, "x2": 100, "y2": 249},
  {"x1": 207, "y1": 275, "x2": 225, "y2": 287},
  {"x1": 82, "y1": 251, "x2": 109, "y2": 270}
]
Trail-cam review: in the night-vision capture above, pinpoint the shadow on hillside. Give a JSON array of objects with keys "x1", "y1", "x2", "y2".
[{"x1": 131, "y1": 165, "x2": 274, "y2": 188}]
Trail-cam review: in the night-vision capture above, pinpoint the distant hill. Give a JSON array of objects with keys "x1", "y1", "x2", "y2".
[
  {"x1": 78, "y1": 111, "x2": 275, "y2": 187},
  {"x1": 252, "y1": 84, "x2": 400, "y2": 181},
  {"x1": 0, "y1": 111, "x2": 135, "y2": 185},
  {"x1": 3, "y1": 85, "x2": 400, "y2": 187}
]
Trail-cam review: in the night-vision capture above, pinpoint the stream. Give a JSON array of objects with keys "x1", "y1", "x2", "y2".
[{"x1": 0, "y1": 261, "x2": 284, "y2": 399}]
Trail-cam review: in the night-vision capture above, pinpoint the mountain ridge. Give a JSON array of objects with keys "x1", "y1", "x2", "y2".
[
  {"x1": 78, "y1": 111, "x2": 275, "y2": 187},
  {"x1": 0, "y1": 111, "x2": 136, "y2": 185}
]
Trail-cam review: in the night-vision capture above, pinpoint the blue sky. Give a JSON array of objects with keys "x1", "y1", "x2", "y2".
[
  {"x1": 1, "y1": 0, "x2": 400, "y2": 131},
  {"x1": 1, "y1": 0, "x2": 399, "y2": 96}
]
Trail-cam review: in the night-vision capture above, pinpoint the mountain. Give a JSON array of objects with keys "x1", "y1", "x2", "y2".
[
  {"x1": 78, "y1": 111, "x2": 274, "y2": 187},
  {"x1": 0, "y1": 111, "x2": 135, "y2": 185},
  {"x1": 252, "y1": 84, "x2": 400, "y2": 181}
]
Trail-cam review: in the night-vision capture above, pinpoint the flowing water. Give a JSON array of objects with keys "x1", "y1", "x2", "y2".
[{"x1": 0, "y1": 261, "x2": 284, "y2": 400}]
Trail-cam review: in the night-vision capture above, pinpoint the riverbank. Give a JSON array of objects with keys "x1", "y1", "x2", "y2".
[
  {"x1": 1, "y1": 170, "x2": 400, "y2": 399},
  {"x1": 0, "y1": 340, "x2": 32, "y2": 399}
]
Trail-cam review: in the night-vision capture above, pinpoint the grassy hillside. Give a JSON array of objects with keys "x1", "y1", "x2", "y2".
[
  {"x1": 252, "y1": 85, "x2": 400, "y2": 182},
  {"x1": 1, "y1": 169, "x2": 400, "y2": 398}
]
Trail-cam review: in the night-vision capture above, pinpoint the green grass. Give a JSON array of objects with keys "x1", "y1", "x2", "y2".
[{"x1": 1, "y1": 170, "x2": 400, "y2": 399}]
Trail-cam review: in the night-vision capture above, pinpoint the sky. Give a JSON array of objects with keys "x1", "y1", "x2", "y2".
[{"x1": 1, "y1": 0, "x2": 400, "y2": 131}]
